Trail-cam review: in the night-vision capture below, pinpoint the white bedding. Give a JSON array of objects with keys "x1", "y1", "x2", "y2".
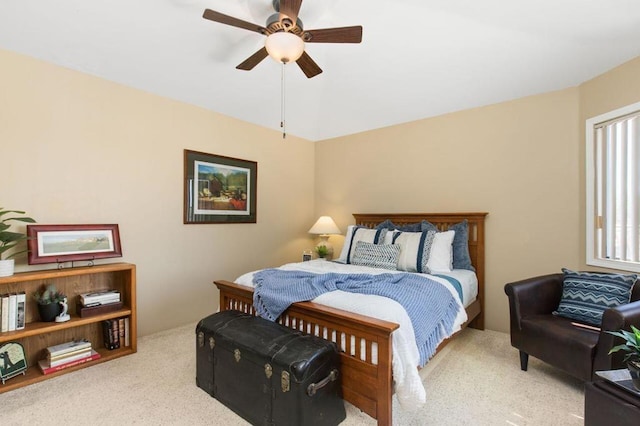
[{"x1": 235, "y1": 259, "x2": 476, "y2": 409}]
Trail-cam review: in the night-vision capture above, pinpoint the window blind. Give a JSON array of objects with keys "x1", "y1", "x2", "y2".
[{"x1": 593, "y1": 113, "x2": 640, "y2": 262}]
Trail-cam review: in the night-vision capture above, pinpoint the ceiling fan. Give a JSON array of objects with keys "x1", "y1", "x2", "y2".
[{"x1": 202, "y1": 0, "x2": 363, "y2": 78}]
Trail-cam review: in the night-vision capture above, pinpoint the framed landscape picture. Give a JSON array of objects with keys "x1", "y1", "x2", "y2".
[
  {"x1": 184, "y1": 149, "x2": 257, "y2": 224},
  {"x1": 27, "y1": 224, "x2": 122, "y2": 265}
]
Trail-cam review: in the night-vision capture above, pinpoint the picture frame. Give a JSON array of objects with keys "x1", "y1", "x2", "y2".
[
  {"x1": 184, "y1": 149, "x2": 257, "y2": 224},
  {"x1": 26, "y1": 224, "x2": 122, "y2": 265},
  {"x1": 0, "y1": 342, "x2": 27, "y2": 384}
]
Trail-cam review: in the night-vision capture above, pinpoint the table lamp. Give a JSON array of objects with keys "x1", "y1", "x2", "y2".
[{"x1": 308, "y1": 216, "x2": 341, "y2": 260}]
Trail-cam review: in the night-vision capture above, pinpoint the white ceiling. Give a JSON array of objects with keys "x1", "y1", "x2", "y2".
[{"x1": 1, "y1": 0, "x2": 640, "y2": 141}]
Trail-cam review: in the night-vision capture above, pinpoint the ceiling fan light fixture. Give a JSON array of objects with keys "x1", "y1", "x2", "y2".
[{"x1": 265, "y1": 32, "x2": 304, "y2": 64}]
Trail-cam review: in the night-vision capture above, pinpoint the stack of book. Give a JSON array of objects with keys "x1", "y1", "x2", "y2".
[
  {"x1": 38, "y1": 339, "x2": 101, "y2": 374},
  {"x1": 102, "y1": 317, "x2": 130, "y2": 350},
  {"x1": 77, "y1": 289, "x2": 123, "y2": 317},
  {"x1": 0, "y1": 292, "x2": 26, "y2": 332}
]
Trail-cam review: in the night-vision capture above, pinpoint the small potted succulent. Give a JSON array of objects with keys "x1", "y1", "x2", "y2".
[
  {"x1": 608, "y1": 325, "x2": 640, "y2": 390},
  {"x1": 315, "y1": 245, "x2": 329, "y2": 259},
  {"x1": 33, "y1": 284, "x2": 65, "y2": 322},
  {"x1": 0, "y1": 208, "x2": 36, "y2": 277}
]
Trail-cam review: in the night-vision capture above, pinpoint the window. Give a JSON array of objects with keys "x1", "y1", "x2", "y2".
[{"x1": 586, "y1": 101, "x2": 640, "y2": 272}]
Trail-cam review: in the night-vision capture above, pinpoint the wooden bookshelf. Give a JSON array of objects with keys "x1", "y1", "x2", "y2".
[{"x1": 0, "y1": 262, "x2": 136, "y2": 393}]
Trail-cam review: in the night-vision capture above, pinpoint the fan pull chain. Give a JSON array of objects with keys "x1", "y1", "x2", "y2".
[{"x1": 280, "y1": 62, "x2": 286, "y2": 139}]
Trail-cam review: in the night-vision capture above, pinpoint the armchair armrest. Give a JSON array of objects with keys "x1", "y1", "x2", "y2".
[
  {"x1": 594, "y1": 300, "x2": 640, "y2": 372},
  {"x1": 504, "y1": 274, "x2": 563, "y2": 330}
]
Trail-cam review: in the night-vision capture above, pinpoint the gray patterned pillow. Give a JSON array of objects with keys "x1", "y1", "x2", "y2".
[
  {"x1": 351, "y1": 241, "x2": 400, "y2": 270},
  {"x1": 554, "y1": 268, "x2": 637, "y2": 326}
]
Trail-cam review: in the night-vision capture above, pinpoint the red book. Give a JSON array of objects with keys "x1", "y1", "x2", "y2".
[{"x1": 38, "y1": 350, "x2": 101, "y2": 375}]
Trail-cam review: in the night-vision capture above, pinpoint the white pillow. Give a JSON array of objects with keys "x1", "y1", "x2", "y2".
[
  {"x1": 391, "y1": 230, "x2": 436, "y2": 273},
  {"x1": 382, "y1": 230, "x2": 395, "y2": 244},
  {"x1": 336, "y1": 226, "x2": 388, "y2": 264},
  {"x1": 426, "y1": 230, "x2": 455, "y2": 272}
]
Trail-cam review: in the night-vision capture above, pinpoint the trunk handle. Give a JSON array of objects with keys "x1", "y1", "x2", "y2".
[{"x1": 306, "y1": 369, "x2": 338, "y2": 396}]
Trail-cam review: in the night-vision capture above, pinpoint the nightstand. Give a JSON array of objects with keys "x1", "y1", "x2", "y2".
[{"x1": 585, "y1": 370, "x2": 640, "y2": 426}]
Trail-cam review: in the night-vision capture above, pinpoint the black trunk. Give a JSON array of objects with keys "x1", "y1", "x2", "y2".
[{"x1": 196, "y1": 310, "x2": 345, "y2": 426}]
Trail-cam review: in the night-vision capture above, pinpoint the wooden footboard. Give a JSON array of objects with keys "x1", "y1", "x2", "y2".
[
  {"x1": 215, "y1": 279, "x2": 398, "y2": 425},
  {"x1": 216, "y1": 279, "x2": 481, "y2": 425}
]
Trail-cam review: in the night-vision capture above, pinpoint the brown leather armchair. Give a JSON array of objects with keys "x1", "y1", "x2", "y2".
[{"x1": 504, "y1": 273, "x2": 640, "y2": 381}]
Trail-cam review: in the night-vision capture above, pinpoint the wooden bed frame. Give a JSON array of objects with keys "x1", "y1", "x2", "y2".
[{"x1": 214, "y1": 212, "x2": 487, "y2": 426}]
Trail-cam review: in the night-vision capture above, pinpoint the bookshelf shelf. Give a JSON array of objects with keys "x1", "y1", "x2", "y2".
[
  {"x1": 0, "y1": 308, "x2": 133, "y2": 343},
  {"x1": 0, "y1": 263, "x2": 136, "y2": 394}
]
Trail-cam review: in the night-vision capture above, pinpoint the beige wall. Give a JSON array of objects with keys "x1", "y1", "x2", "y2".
[
  {"x1": 1, "y1": 49, "x2": 316, "y2": 336},
  {"x1": 315, "y1": 88, "x2": 582, "y2": 332}
]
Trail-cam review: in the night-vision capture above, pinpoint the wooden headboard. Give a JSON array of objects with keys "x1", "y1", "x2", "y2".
[{"x1": 353, "y1": 212, "x2": 488, "y2": 329}]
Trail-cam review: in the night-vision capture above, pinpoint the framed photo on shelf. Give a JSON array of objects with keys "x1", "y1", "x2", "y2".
[
  {"x1": 27, "y1": 224, "x2": 122, "y2": 265},
  {"x1": 0, "y1": 342, "x2": 27, "y2": 384},
  {"x1": 184, "y1": 149, "x2": 257, "y2": 224}
]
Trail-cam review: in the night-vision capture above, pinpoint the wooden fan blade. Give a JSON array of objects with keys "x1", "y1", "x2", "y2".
[
  {"x1": 303, "y1": 26, "x2": 363, "y2": 43},
  {"x1": 236, "y1": 47, "x2": 269, "y2": 70},
  {"x1": 279, "y1": 0, "x2": 303, "y2": 26},
  {"x1": 296, "y1": 51, "x2": 323, "y2": 78},
  {"x1": 203, "y1": 9, "x2": 268, "y2": 35}
]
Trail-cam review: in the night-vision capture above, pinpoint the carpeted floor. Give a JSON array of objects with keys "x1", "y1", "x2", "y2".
[{"x1": 0, "y1": 324, "x2": 584, "y2": 425}]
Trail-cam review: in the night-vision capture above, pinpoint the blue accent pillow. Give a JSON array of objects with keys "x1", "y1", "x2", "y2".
[
  {"x1": 554, "y1": 268, "x2": 637, "y2": 326},
  {"x1": 375, "y1": 220, "x2": 397, "y2": 231},
  {"x1": 421, "y1": 220, "x2": 475, "y2": 271},
  {"x1": 448, "y1": 220, "x2": 474, "y2": 271},
  {"x1": 376, "y1": 220, "x2": 422, "y2": 232},
  {"x1": 419, "y1": 220, "x2": 437, "y2": 233}
]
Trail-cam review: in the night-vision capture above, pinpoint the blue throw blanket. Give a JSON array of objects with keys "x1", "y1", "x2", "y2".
[
  {"x1": 253, "y1": 269, "x2": 460, "y2": 366},
  {"x1": 433, "y1": 274, "x2": 464, "y2": 301}
]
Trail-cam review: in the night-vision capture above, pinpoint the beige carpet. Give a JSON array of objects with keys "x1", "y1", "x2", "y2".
[{"x1": 0, "y1": 324, "x2": 584, "y2": 425}]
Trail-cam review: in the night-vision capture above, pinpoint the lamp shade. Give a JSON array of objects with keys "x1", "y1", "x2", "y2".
[
  {"x1": 265, "y1": 32, "x2": 305, "y2": 64},
  {"x1": 308, "y1": 216, "x2": 341, "y2": 235}
]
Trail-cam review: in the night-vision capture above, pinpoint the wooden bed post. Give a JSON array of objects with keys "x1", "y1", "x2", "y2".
[
  {"x1": 468, "y1": 212, "x2": 486, "y2": 330},
  {"x1": 377, "y1": 332, "x2": 393, "y2": 426}
]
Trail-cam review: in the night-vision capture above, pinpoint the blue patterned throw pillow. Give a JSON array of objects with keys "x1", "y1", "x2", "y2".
[
  {"x1": 351, "y1": 241, "x2": 401, "y2": 270},
  {"x1": 554, "y1": 268, "x2": 638, "y2": 326}
]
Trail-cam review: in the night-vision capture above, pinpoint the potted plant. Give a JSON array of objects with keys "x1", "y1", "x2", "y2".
[
  {"x1": 608, "y1": 325, "x2": 640, "y2": 390},
  {"x1": 33, "y1": 284, "x2": 65, "y2": 322},
  {"x1": 315, "y1": 245, "x2": 329, "y2": 259},
  {"x1": 0, "y1": 208, "x2": 36, "y2": 277}
]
